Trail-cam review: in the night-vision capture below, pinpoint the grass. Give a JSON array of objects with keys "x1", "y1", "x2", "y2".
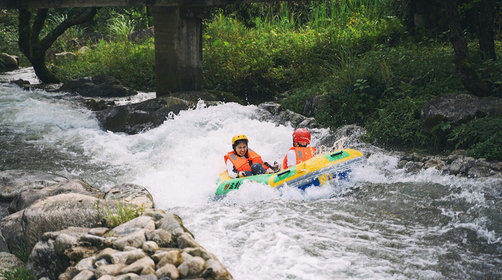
[
  {"x1": 95, "y1": 199, "x2": 146, "y2": 228},
  {"x1": 0, "y1": 268, "x2": 34, "y2": 280}
]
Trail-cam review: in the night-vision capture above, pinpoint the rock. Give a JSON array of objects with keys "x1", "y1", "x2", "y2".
[
  {"x1": 89, "y1": 227, "x2": 109, "y2": 236},
  {"x1": 109, "y1": 249, "x2": 146, "y2": 265},
  {"x1": 113, "y1": 229, "x2": 146, "y2": 250},
  {"x1": 95, "y1": 248, "x2": 121, "y2": 263},
  {"x1": 128, "y1": 27, "x2": 154, "y2": 43},
  {"x1": 73, "y1": 270, "x2": 95, "y2": 280},
  {"x1": 421, "y1": 93, "x2": 502, "y2": 131},
  {"x1": 0, "y1": 53, "x2": 19, "y2": 72},
  {"x1": 54, "y1": 233, "x2": 78, "y2": 256},
  {"x1": 155, "y1": 263, "x2": 179, "y2": 279},
  {"x1": 79, "y1": 234, "x2": 106, "y2": 247},
  {"x1": 145, "y1": 229, "x2": 172, "y2": 247},
  {"x1": 257, "y1": 102, "x2": 321, "y2": 128},
  {"x1": 120, "y1": 256, "x2": 155, "y2": 274},
  {"x1": 184, "y1": 247, "x2": 211, "y2": 260},
  {"x1": 404, "y1": 161, "x2": 424, "y2": 173},
  {"x1": 75, "y1": 256, "x2": 96, "y2": 271},
  {"x1": 54, "y1": 52, "x2": 77, "y2": 63},
  {"x1": 0, "y1": 169, "x2": 67, "y2": 200},
  {"x1": 142, "y1": 241, "x2": 159, "y2": 254},
  {"x1": 110, "y1": 216, "x2": 155, "y2": 237},
  {"x1": 96, "y1": 263, "x2": 125, "y2": 278},
  {"x1": 9, "y1": 179, "x2": 101, "y2": 214},
  {"x1": 0, "y1": 211, "x2": 24, "y2": 253},
  {"x1": 104, "y1": 184, "x2": 154, "y2": 211},
  {"x1": 97, "y1": 275, "x2": 117, "y2": 280},
  {"x1": 467, "y1": 166, "x2": 492, "y2": 178},
  {"x1": 95, "y1": 97, "x2": 192, "y2": 134},
  {"x1": 156, "y1": 213, "x2": 192, "y2": 237},
  {"x1": 156, "y1": 250, "x2": 182, "y2": 267},
  {"x1": 28, "y1": 239, "x2": 68, "y2": 279},
  {"x1": 176, "y1": 232, "x2": 199, "y2": 249},
  {"x1": 0, "y1": 252, "x2": 24, "y2": 276},
  {"x1": 23, "y1": 193, "x2": 102, "y2": 252},
  {"x1": 318, "y1": 125, "x2": 366, "y2": 150},
  {"x1": 59, "y1": 76, "x2": 137, "y2": 98},
  {"x1": 177, "y1": 253, "x2": 205, "y2": 278},
  {"x1": 116, "y1": 273, "x2": 140, "y2": 280},
  {"x1": 202, "y1": 259, "x2": 233, "y2": 280}
]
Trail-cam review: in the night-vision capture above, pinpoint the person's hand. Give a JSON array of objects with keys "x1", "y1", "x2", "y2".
[
  {"x1": 265, "y1": 168, "x2": 274, "y2": 174},
  {"x1": 238, "y1": 171, "x2": 246, "y2": 177}
]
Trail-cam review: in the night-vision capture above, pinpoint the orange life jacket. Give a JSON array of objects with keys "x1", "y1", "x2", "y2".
[
  {"x1": 224, "y1": 149, "x2": 265, "y2": 172},
  {"x1": 283, "y1": 146, "x2": 317, "y2": 169}
]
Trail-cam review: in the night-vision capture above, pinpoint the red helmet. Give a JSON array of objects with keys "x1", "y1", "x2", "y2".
[{"x1": 293, "y1": 128, "x2": 311, "y2": 145}]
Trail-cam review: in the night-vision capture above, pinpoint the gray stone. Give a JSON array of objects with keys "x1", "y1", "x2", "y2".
[
  {"x1": 80, "y1": 234, "x2": 106, "y2": 247},
  {"x1": 421, "y1": 93, "x2": 502, "y2": 130},
  {"x1": 110, "y1": 216, "x2": 155, "y2": 237},
  {"x1": 176, "y1": 232, "x2": 199, "y2": 249},
  {"x1": 28, "y1": 239, "x2": 68, "y2": 280},
  {"x1": 73, "y1": 270, "x2": 95, "y2": 280},
  {"x1": 0, "y1": 252, "x2": 24, "y2": 276},
  {"x1": 156, "y1": 250, "x2": 182, "y2": 267},
  {"x1": 142, "y1": 241, "x2": 159, "y2": 254},
  {"x1": 202, "y1": 259, "x2": 233, "y2": 280},
  {"x1": 23, "y1": 193, "x2": 102, "y2": 253},
  {"x1": 95, "y1": 97, "x2": 191, "y2": 134},
  {"x1": 177, "y1": 253, "x2": 205, "y2": 278},
  {"x1": 0, "y1": 169, "x2": 67, "y2": 200},
  {"x1": 60, "y1": 75, "x2": 137, "y2": 98},
  {"x1": 113, "y1": 229, "x2": 146, "y2": 250},
  {"x1": 0, "y1": 211, "x2": 23, "y2": 253},
  {"x1": 89, "y1": 227, "x2": 110, "y2": 236},
  {"x1": 155, "y1": 263, "x2": 179, "y2": 279},
  {"x1": 54, "y1": 233, "x2": 78, "y2": 256},
  {"x1": 116, "y1": 273, "x2": 140, "y2": 280},
  {"x1": 0, "y1": 53, "x2": 19, "y2": 72},
  {"x1": 120, "y1": 256, "x2": 155, "y2": 274},
  {"x1": 145, "y1": 229, "x2": 172, "y2": 247},
  {"x1": 110, "y1": 249, "x2": 146, "y2": 265},
  {"x1": 183, "y1": 247, "x2": 211, "y2": 260},
  {"x1": 156, "y1": 213, "x2": 192, "y2": 237},
  {"x1": 75, "y1": 256, "x2": 96, "y2": 272},
  {"x1": 10, "y1": 179, "x2": 101, "y2": 213},
  {"x1": 96, "y1": 263, "x2": 125, "y2": 278},
  {"x1": 95, "y1": 248, "x2": 121, "y2": 263}
]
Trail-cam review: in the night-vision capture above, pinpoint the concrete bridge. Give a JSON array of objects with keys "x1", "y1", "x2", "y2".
[{"x1": 0, "y1": 0, "x2": 274, "y2": 96}]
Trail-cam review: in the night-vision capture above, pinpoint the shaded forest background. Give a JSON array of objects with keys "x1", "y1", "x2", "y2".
[{"x1": 1, "y1": 0, "x2": 501, "y2": 160}]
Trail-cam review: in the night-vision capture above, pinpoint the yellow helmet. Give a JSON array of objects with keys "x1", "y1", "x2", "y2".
[{"x1": 232, "y1": 134, "x2": 248, "y2": 146}]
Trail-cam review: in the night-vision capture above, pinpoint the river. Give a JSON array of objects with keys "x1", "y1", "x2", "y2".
[{"x1": 1, "y1": 69, "x2": 501, "y2": 279}]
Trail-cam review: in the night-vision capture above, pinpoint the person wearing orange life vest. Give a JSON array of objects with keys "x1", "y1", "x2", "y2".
[
  {"x1": 224, "y1": 134, "x2": 274, "y2": 178},
  {"x1": 283, "y1": 128, "x2": 317, "y2": 169}
]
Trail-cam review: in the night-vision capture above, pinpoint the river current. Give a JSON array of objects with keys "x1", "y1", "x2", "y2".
[{"x1": 1, "y1": 69, "x2": 501, "y2": 279}]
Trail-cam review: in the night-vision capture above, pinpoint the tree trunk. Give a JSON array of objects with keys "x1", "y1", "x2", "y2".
[
  {"x1": 18, "y1": 8, "x2": 97, "y2": 84},
  {"x1": 444, "y1": 0, "x2": 492, "y2": 97},
  {"x1": 478, "y1": 0, "x2": 496, "y2": 60}
]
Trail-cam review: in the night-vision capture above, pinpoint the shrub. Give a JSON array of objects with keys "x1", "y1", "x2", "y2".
[
  {"x1": 0, "y1": 268, "x2": 34, "y2": 280},
  {"x1": 51, "y1": 39, "x2": 155, "y2": 91},
  {"x1": 449, "y1": 117, "x2": 502, "y2": 161}
]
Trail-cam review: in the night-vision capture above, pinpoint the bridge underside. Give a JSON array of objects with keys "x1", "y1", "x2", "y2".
[{"x1": 0, "y1": 0, "x2": 273, "y2": 96}]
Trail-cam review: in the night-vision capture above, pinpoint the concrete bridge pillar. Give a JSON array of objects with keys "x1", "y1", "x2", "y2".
[{"x1": 152, "y1": 7, "x2": 203, "y2": 96}]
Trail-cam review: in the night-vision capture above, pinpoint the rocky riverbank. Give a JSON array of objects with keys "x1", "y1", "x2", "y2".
[{"x1": 0, "y1": 170, "x2": 232, "y2": 280}]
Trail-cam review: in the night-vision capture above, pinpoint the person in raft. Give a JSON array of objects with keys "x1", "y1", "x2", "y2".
[
  {"x1": 225, "y1": 134, "x2": 274, "y2": 178},
  {"x1": 283, "y1": 128, "x2": 317, "y2": 169}
]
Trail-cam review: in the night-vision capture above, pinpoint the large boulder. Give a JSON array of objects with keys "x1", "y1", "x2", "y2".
[
  {"x1": 0, "y1": 53, "x2": 19, "y2": 72},
  {"x1": 95, "y1": 97, "x2": 192, "y2": 134},
  {"x1": 104, "y1": 183, "x2": 154, "y2": 209},
  {"x1": 0, "y1": 170, "x2": 68, "y2": 201},
  {"x1": 421, "y1": 93, "x2": 502, "y2": 130},
  {"x1": 22, "y1": 193, "x2": 103, "y2": 252},
  {"x1": 9, "y1": 179, "x2": 103, "y2": 214},
  {"x1": 59, "y1": 76, "x2": 137, "y2": 98}
]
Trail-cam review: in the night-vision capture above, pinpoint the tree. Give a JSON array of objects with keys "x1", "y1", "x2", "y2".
[
  {"x1": 18, "y1": 8, "x2": 97, "y2": 83},
  {"x1": 444, "y1": 0, "x2": 493, "y2": 97}
]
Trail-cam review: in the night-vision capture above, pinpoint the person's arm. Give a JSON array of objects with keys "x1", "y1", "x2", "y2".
[
  {"x1": 286, "y1": 149, "x2": 296, "y2": 168},
  {"x1": 226, "y1": 159, "x2": 239, "y2": 178}
]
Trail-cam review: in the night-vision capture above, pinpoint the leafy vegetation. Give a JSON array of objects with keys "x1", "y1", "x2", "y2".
[
  {"x1": 0, "y1": 268, "x2": 34, "y2": 280},
  {"x1": 2, "y1": 1, "x2": 502, "y2": 160},
  {"x1": 95, "y1": 199, "x2": 145, "y2": 228}
]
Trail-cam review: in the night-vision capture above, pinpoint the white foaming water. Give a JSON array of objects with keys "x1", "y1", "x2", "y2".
[{"x1": 1, "y1": 70, "x2": 501, "y2": 279}]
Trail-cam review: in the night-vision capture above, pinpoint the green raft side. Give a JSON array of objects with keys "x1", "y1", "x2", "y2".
[{"x1": 215, "y1": 173, "x2": 273, "y2": 196}]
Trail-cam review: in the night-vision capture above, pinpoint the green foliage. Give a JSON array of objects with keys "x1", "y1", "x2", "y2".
[
  {"x1": 11, "y1": 243, "x2": 29, "y2": 263},
  {"x1": 50, "y1": 39, "x2": 155, "y2": 91},
  {"x1": 449, "y1": 117, "x2": 502, "y2": 161},
  {"x1": 0, "y1": 10, "x2": 23, "y2": 59},
  {"x1": 364, "y1": 97, "x2": 428, "y2": 149},
  {"x1": 0, "y1": 268, "x2": 34, "y2": 280},
  {"x1": 95, "y1": 199, "x2": 145, "y2": 228}
]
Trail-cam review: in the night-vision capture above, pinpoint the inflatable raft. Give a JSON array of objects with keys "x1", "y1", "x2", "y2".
[{"x1": 215, "y1": 148, "x2": 364, "y2": 197}]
